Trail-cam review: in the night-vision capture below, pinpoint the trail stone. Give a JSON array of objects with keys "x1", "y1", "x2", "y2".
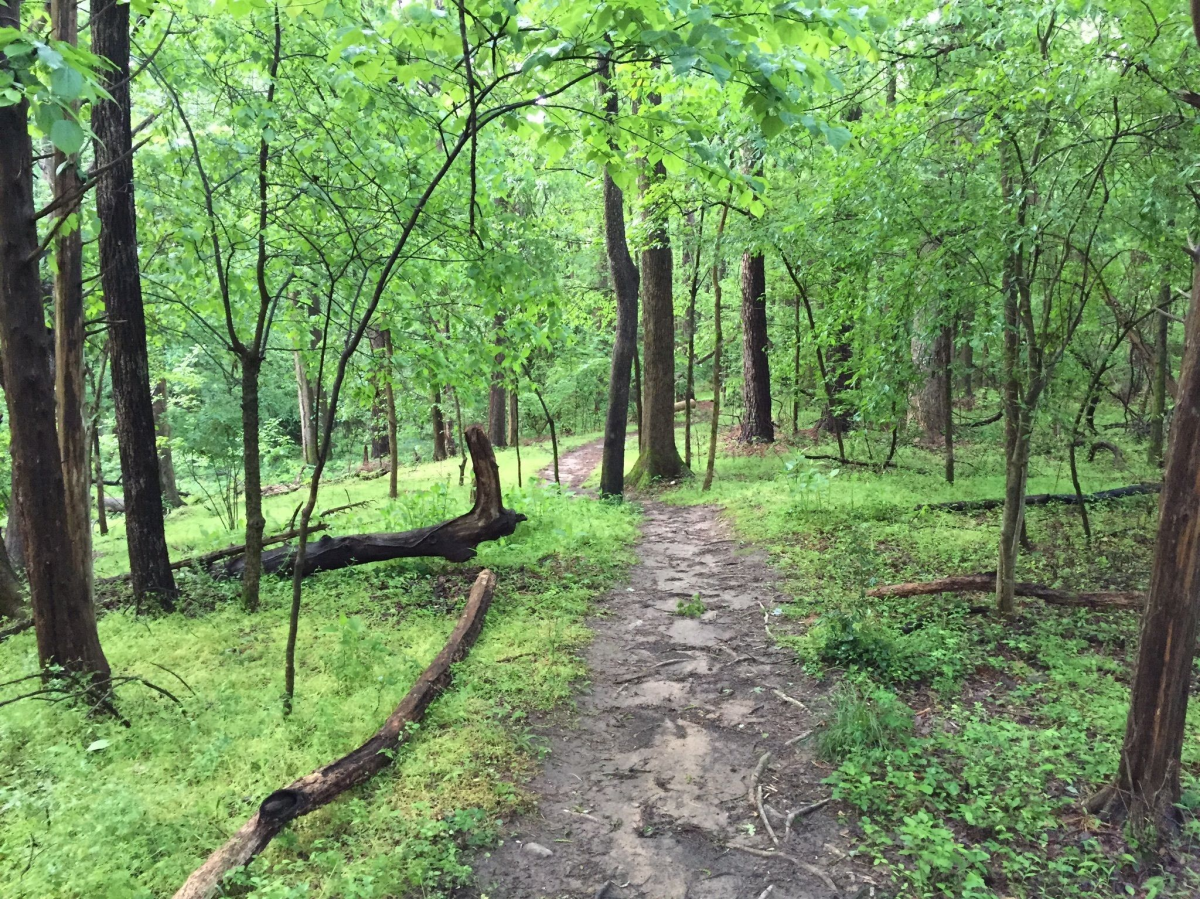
[{"x1": 522, "y1": 841, "x2": 554, "y2": 858}]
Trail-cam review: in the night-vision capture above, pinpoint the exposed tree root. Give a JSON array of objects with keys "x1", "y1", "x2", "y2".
[
  {"x1": 866, "y1": 574, "x2": 1144, "y2": 610},
  {"x1": 915, "y1": 482, "x2": 1160, "y2": 513},
  {"x1": 173, "y1": 569, "x2": 497, "y2": 899}
]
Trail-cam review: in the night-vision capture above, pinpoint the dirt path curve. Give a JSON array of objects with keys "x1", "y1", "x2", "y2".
[{"x1": 470, "y1": 440, "x2": 866, "y2": 899}]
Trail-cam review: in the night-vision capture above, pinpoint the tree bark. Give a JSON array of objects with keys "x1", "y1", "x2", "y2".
[
  {"x1": 294, "y1": 351, "x2": 317, "y2": 465},
  {"x1": 0, "y1": 13, "x2": 110, "y2": 681},
  {"x1": 93, "y1": 427, "x2": 109, "y2": 536},
  {"x1": 432, "y1": 388, "x2": 448, "y2": 462},
  {"x1": 739, "y1": 248, "x2": 773, "y2": 442},
  {"x1": 1087, "y1": 247, "x2": 1200, "y2": 836},
  {"x1": 912, "y1": 319, "x2": 951, "y2": 444},
  {"x1": 507, "y1": 388, "x2": 519, "y2": 449},
  {"x1": 226, "y1": 426, "x2": 524, "y2": 578},
  {"x1": 239, "y1": 357, "x2": 265, "y2": 611},
  {"x1": 5, "y1": 465, "x2": 25, "y2": 574},
  {"x1": 628, "y1": 139, "x2": 686, "y2": 484},
  {"x1": 51, "y1": 0, "x2": 92, "y2": 604},
  {"x1": 703, "y1": 204, "x2": 731, "y2": 492},
  {"x1": 1148, "y1": 283, "x2": 1170, "y2": 466},
  {"x1": 174, "y1": 569, "x2": 498, "y2": 899},
  {"x1": 488, "y1": 315, "x2": 507, "y2": 448},
  {"x1": 0, "y1": 533, "x2": 26, "y2": 622},
  {"x1": 943, "y1": 324, "x2": 955, "y2": 484},
  {"x1": 93, "y1": 0, "x2": 176, "y2": 610},
  {"x1": 153, "y1": 379, "x2": 184, "y2": 507},
  {"x1": 382, "y1": 330, "x2": 398, "y2": 498}
]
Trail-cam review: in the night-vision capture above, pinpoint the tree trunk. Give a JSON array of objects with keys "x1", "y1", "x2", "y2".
[
  {"x1": 599, "y1": 171, "x2": 640, "y2": 496},
  {"x1": 240, "y1": 356, "x2": 265, "y2": 612},
  {"x1": 5, "y1": 465, "x2": 25, "y2": 574},
  {"x1": 488, "y1": 314, "x2": 507, "y2": 448},
  {"x1": 792, "y1": 294, "x2": 802, "y2": 433},
  {"x1": 0, "y1": 23, "x2": 110, "y2": 681},
  {"x1": 1087, "y1": 247, "x2": 1200, "y2": 838},
  {"x1": 383, "y1": 331, "x2": 398, "y2": 498},
  {"x1": 996, "y1": 255, "x2": 1026, "y2": 617},
  {"x1": 739, "y1": 248, "x2": 773, "y2": 443},
  {"x1": 507, "y1": 389, "x2": 519, "y2": 449},
  {"x1": 153, "y1": 379, "x2": 184, "y2": 507},
  {"x1": 93, "y1": 427, "x2": 109, "y2": 536},
  {"x1": 912, "y1": 319, "x2": 951, "y2": 444},
  {"x1": 943, "y1": 324, "x2": 955, "y2": 483},
  {"x1": 294, "y1": 352, "x2": 317, "y2": 465},
  {"x1": 51, "y1": 0, "x2": 93, "y2": 605},
  {"x1": 703, "y1": 204, "x2": 730, "y2": 492},
  {"x1": 93, "y1": 0, "x2": 176, "y2": 610},
  {"x1": 431, "y1": 389, "x2": 448, "y2": 462},
  {"x1": 632, "y1": 347, "x2": 644, "y2": 448},
  {"x1": 629, "y1": 146, "x2": 686, "y2": 485},
  {"x1": 1148, "y1": 282, "x2": 1170, "y2": 467},
  {"x1": 0, "y1": 532, "x2": 26, "y2": 621},
  {"x1": 817, "y1": 329, "x2": 854, "y2": 437}
]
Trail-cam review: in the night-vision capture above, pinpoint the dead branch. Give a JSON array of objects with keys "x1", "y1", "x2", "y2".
[
  {"x1": 866, "y1": 574, "x2": 1144, "y2": 610},
  {"x1": 916, "y1": 482, "x2": 1160, "y2": 513},
  {"x1": 173, "y1": 569, "x2": 498, "y2": 899},
  {"x1": 223, "y1": 427, "x2": 525, "y2": 578}
]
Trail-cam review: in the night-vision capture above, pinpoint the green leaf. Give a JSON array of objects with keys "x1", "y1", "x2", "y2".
[
  {"x1": 50, "y1": 117, "x2": 84, "y2": 155},
  {"x1": 86, "y1": 739, "x2": 110, "y2": 752},
  {"x1": 49, "y1": 64, "x2": 83, "y2": 100}
]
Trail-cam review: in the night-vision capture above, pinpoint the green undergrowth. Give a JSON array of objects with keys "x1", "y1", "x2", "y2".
[
  {"x1": 0, "y1": 448, "x2": 638, "y2": 899},
  {"x1": 667, "y1": 411, "x2": 1200, "y2": 898}
]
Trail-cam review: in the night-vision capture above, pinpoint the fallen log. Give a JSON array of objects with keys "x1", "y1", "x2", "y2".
[
  {"x1": 224, "y1": 426, "x2": 525, "y2": 578},
  {"x1": 916, "y1": 482, "x2": 1160, "y2": 513},
  {"x1": 173, "y1": 569, "x2": 497, "y2": 899},
  {"x1": 866, "y1": 574, "x2": 1144, "y2": 610}
]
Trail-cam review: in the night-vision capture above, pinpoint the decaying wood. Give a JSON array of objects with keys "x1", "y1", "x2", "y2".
[
  {"x1": 173, "y1": 569, "x2": 498, "y2": 899},
  {"x1": 224, "y1": 427, "x2": 525, "y2": 578},
  {"x1": 916, "y1": 482, "x2": 1160, "y2": 513},
  {"x1": 866, "y1": 574, "x2": 1144, "y2": 610}
]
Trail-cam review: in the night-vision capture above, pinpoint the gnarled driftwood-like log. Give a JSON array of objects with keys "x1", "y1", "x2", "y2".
[
  {"x1": 222, "y1": 427, "x2": 525, "y2": 578},
  {"x1": 866, "y1": 573, "x2": 1144, "y2": 610},
  {"x1": 173, "y1": 568, "x2": 497, "y2": 899}
]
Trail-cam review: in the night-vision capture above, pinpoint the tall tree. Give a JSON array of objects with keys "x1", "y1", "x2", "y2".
[
  {"x1": 598, "y1": 56, "x2": 640, "y2": 499},
  {"x1": 51, "y1": 0, "x2": 92, "y2": 600},
  {"x1": 0, "y1": 0, "x2": 109, "y2": 681},
  {"x1": 93, "y1": 0, "x2": 176, "y2": 610},
  {"x1": 153, "y1": 380, "x2": 184, "y2": 508},
  {"x1": 1086, "y1": 244, "x2": 1200, "y2": 837},
  {"x1": 739, "y1": 244, "x2": 773, "y2": 442}
]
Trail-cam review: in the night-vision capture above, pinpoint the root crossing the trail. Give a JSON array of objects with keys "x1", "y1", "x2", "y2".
[{"x1": 469, "y1": 441, "x2": 864, "y2": 899}]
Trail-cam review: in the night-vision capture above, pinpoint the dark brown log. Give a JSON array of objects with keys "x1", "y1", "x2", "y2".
[
  {"x1": 224, "y1": 426, "x2": 525, "y2": 578},
  {"x1": 173, "y1": 569, "x2": 498, "y2": 899},
  {"x1": 866, "y1": 574, "x2": 1144, "y2": 610},
  {"x1": 916, "y1": 483, "x2": 1160, "y2": 513},
  {"x1": 93, "y1": 0, "x2": 177, "y2": 610}
]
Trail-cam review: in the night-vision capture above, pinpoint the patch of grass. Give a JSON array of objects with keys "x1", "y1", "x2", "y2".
[
  {"x1": 0, "y1": 456, "x2": 639, "y2": 899},
  {"x1": 815, "y1": 681, "x2": 913, "y2": 762},
  {"x1": 675, "y1": 595, "x2": 706, "y2": 618}
]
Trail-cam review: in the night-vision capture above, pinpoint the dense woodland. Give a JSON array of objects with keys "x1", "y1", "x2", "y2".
[{"x1": 3, "y1": 0, "x2": 1200, "y2": 896}]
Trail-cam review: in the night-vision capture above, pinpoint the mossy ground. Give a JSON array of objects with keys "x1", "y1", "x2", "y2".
[{"x1": 0, "y1": 436, "x2": 640, "y2": 899}]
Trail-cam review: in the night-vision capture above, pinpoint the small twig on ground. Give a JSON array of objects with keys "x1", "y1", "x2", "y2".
[
  {"x1": 784, "y1": 797, "x2": 832, "y2": 841},
  {"x1": 727, "y1": 844, "x2": 837, "y2": 892},
  {"x1": 750, "y1": 752, "x2": 780, "y2": 847},
  {"x1": 565, "y1": 809, "x2": 602, "y2": 824},
  {"x1": 784, "y1": 728, "x2": 814, "y2": 747},
  {"x1": 614, "y1": 657, "x2": 693, "y2": 684},
  {"x1": 773, "y1": 689, "x2": 810, "y2": 713},
  {"x1": 755, "y1": 886, "x2": 775, "y2": 899},
  {"x1": 757, "y1": 601, "x2": 774, "y2": 638}
]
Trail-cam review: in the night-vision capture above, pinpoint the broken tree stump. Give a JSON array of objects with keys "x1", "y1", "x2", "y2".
[{"x1": 173, "y1": 569, "x2": 498, "y2": 899}]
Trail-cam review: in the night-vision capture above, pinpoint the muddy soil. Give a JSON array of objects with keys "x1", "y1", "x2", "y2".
[{"x1": 469, "y1": 441, "x2": 870, "y2": 899}]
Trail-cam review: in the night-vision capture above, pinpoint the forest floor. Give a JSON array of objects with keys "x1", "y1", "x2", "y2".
[{"x1": 469, "y1": 439, "x2": 869, "y2": 899}]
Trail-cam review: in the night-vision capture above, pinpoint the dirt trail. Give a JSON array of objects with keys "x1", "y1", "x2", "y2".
[{"x1": 471, "y1": 440, "x2": 866, "y2": 899}]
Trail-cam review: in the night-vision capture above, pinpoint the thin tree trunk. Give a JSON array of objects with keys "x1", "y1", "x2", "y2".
[
  {"x1": 943, "y1": 324, "x2": 954, "y2": 484},
  {"x1": 153, "y1": 379, "x2": 184, "y2": 507},
  {"x1": 632, "y1": 347, "x2": 644, "y2": 449},
  {"x1": 93, "y1": 0, "x2": 176, "y2": 610},
  {"x1": 739, "y1": 247, "x2": 773, "y2": 443},
  {"x1": 684, "y1": 210, "x2": 704, "y2": 468},
  {"x1": 94, "y1": 427, "x2": 109, "y2": 536},
  {"x1": 453, "y1": 388, "x2": 467, "y2": 488},
  {"x1": 383, "y1": 330, "x2": 398, "y2": 498},
  {"x1": 294, "y1": 352, "x2": 317, "y2": 464},
  {"x1": 793, "y1": 293, "x2": 802, "y2": 433},
  {"x1": 531, "y1": 380, "x2": 559, "y2": 484},
  {"x1": 507, "y1": 389, "x2": 519, "y2": 449},
  {"x1": 997, "y1": 254, "x2": 1026, "y2": 617},
  {"x1": 51, "y1": 0, "x2": 92, "y2": 604},
  {"x1": 1086, "y1": 246, "x2": 1200, "y2": 837},
  {"x1": 0, "y1": 533, "x2": 26, "y2": 621},
  {"x1": 240, "y1": 357, "x2": 265, "y2": 612},
  {"x1": 0, "y1": 15, "x2": 109, "y2": 681},
  {"x1": 703, "y1": 203, "x2": 730, "y2": 492},
  {"x1": 598, "y1": 53, "x2": 639, "y2": 498},
  {"x1": 1148, "y1": 282, "x2": 1170, "y2": 466}
]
